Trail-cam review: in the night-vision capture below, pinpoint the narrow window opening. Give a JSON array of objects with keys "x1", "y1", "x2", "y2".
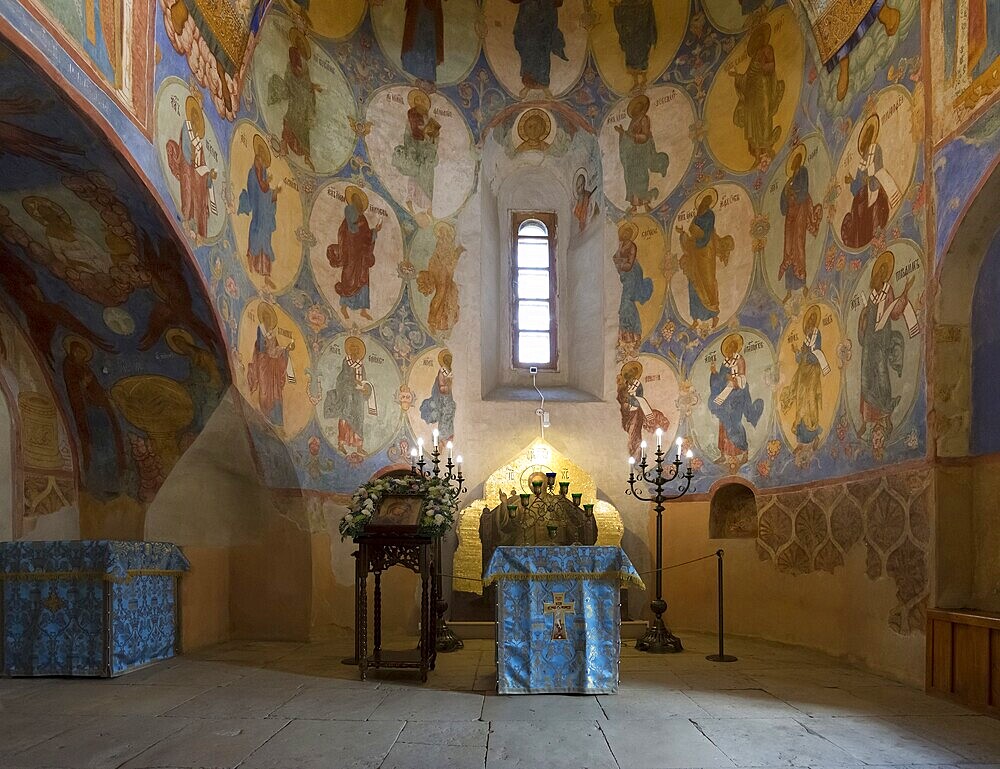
[{"x1": 511, "y1": 212, "x2": 557, "y2": 370}]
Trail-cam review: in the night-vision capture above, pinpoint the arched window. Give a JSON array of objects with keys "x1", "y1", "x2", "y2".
[{"x1": 512, "y1": 212, "x2": 557, "y2": 369}]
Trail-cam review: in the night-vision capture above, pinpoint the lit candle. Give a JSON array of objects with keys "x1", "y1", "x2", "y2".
[
  {"x1": 410, "y1": 447, "x2": 418, "y2": 462},
  {"x1": 446, "y1": 440, "x2": 454, "y2": 460},
  {"x1": 686, "y1": 449, "x2": 693, "y2": 468},
  {"x1": 676, "y1": 436, "x2": 683, "y2": 460},
  {"x1": 456, "y1": 455, "x2": 463, "y2": 474},
  {"x1": 628, "y1": 456, "x2": 636, "y2": 476},
  {"x1": 639, "y1": 440, "x2": 647, "y2": 461},
  {"x1": 432, "y1": 428, "x2": 439, "y2": 448},
  {"x1": 417, "y1": 437, "x2": 424, "y2": 458},
  {"x1": 655, "y1": 427, "x2": 663, "y2": 448}
]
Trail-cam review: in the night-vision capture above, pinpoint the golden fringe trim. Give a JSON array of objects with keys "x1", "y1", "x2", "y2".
[
  {"x1": 482, "y1": 570, "x2": 645, "y2": 590},
  {"x1": 0, "y1": 569, "x2": 186, "y2": 584}
]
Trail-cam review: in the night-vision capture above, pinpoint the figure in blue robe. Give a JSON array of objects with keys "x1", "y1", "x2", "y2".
[
  {"x1": 402, "y1": 0, "x2": 445, "y2": 82},
  {"x1": 510, "y1": 0, "x2": 568, "y2": 95},
  {"x1": 237, "y1": 155, "x2": 279, "y2": 290},
  {"x1": 708, "y1": 349, "x2": 763, "y2": 466},
  {"x1": 614, "y1": 0, "x2": 657, "y2": 91},
  {"x1": 613, "y1": 229, "x2": 652, "y2": 346},
  {"x1": 419, "y1": 364, "x2": 456, "y2": 441}
]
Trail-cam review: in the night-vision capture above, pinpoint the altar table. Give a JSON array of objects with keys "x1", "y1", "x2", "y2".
[
  {"x1": 0, "y1": 540, "x2": 189, "y2": 677},
  {"x1": 484, "y1": 545, "x2": 643, "y2": 695}
]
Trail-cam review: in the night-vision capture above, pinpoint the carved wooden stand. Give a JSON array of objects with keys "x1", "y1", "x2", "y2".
[{"x1": 354, "y1": 532, "x2": 437, "y2": 682}]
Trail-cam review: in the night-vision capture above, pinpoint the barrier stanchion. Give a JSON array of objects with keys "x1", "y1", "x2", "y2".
[{"x1": 706, "y1": 549, "x2": 737, "y2": 663}]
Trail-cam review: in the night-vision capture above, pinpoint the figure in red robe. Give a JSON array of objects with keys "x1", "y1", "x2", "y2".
[{"x1": 327, "y1": 186, "x2": 381, "y2": 321}]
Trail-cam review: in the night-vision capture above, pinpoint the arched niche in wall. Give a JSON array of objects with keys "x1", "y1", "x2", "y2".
[
  {"x1": 479, "y1": 107, "x2": 607, "y2": 401},
  {"x1": 708, "y1": 480, "x2": 758, "y2": 540}
]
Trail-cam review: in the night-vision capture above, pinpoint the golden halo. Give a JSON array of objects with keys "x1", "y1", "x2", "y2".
[
  {"x1": 165, "y1": 327, "x2": 196, "y2": 355},
  {"x1": 62, "y1": 334, "x2": 93, "y2": 362},
  {"x1": 699, "y1": 187, "x2": 719, "y2": 210},
  {"x1": 618, "y1": 220, "x2": 638, "y2": 240},
  {"x1": 433, "y1": 220, "x2": 455, "y2": 239},
  {"x1": 345, "y1": 335, "x2": 367, "y2": 360},
  {"x1": 786, "y1": 143, "x2": 807, "y2": 177},
  {"x1": 517, "y1": 108, "x2": 552, "y2": 143},
  {"x1": 289, "y1": 27, "x2": 312, "y2": 59},
  {"x1": 803, "y1": 304, "x2": 821, "y2": 331},
  {"x1": 23, "y1": 196, "x2": 70, "y2": 228},
  {"x1": 252, "y1": 134, "x2": 272, "y2": 167},
  {"x1": 858, "y1": 113, "x2": 880, "y2": 151},
  {"x1": 256, "y1": 302, "x2": 278, "y2": 331},
  {"x1": 721, "y1": 332, "x2": 744, "y2": 359},
  {"x1": 438, "y1": 348, "x2": 452, "y2": 367},
  {"x1": 407, "y1": 88, "x2": 431, "y2": 112},
  {"x1": 627, "y1": 94, "x2": 650, "y2": 119},
  {"x1": 621, "y1": 360, "x2": 643, "y2": 380},
  {"x1": 345, "y1": 185, "x2": 369, "y2": 213},
  {"x1": 184, "y1": 95, "x2": 205, "y2": 135},
  {"x1": 871, "y1": 250, "x2": 895, "y2": 288}
]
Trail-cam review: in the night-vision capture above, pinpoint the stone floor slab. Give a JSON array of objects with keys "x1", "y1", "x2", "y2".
[
  {"x1": 486, "y1": 720, "x2": 618, "y2": 769},
  {"x1": 379, "y1": 742, "x2": 488, "y2": 769},
  {"x1": 367, "y1": 688, "x2": 484, "y2": 721},
  {"x1": 163, "y1": 681, "x2": 301, "y2": 719},
  {"x1": 884, "y1": 716, "x2": 1000, "y2": 762},
  {"x1": 598, "y1": 689, "x2": 708, "y2": 721},
  {"x1": 481, "y1": 693, "x2": 605, "y2": 721},
  {"x1": 121, "y1": 718, "x2": 290, "y2": 769},
  {"x1": 240, "y1": 719, "x2": 403, "y2": 769},
  {"x1": 602, "y1": 718, "x2": 736, "y2": 769},
  {"x1": 691, "y1": 716, "x2": 861, "y2": 767},
  {"x1": 800, "y1": 716, "x2": 964, "y2": 765},
  {"x1": 269, "y1": 685, "x2": 388, "y2": 720},
  {"x1": 397, "y1": 720, "x2": 490, "y2": 747}
]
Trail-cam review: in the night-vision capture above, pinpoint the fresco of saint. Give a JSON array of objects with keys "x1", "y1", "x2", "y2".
[
  {"x1": 327, "y1": 186, "x2": 381, "y2": 321},
  {"x1": 417, "y1": 221, "x2": 464, "y2": 336},
  {"x1": 392, "y1": 89, "x2": 440, "y2": 212},
  {"x1": 841, "y1": 114, "x2": 899, "y2": 250},
  {"x1": 612, "y1": 0, "x2": 657, "y2": 92},
  {"x1": 677, "y1": 188, "x2": 735, "y2": 329},
  {"x1": 778, "y1": 144, "x2": 823, "y2": 302},
  {"x1": 166, "y1": 327, "x2": 223, "y2": 429},
  {"x1": 21, "y1": 196, "x2": 115, "y2": 275},
  {"x1": 246, "y1": 302, "x2": 296, "y2": 427},
  {"x1": 166, "y1": 96, "x2": 216, "y2": 241},
  {"x1": 740, "y1": 0, "x2": 767, "y2": 15},
  {"x1": 402, "y1": 0, "x2": 445, "y2": 83},
  {"x1": 237, "y1": 135, "x2": 281, "y2": 291},
  {"x1": 508, "y1": 0, "x2": 568, "y2": 97},
  {"x1": 858, "y1": 250, "x2": 919, "y2": 452},
  {"x1": 419, "y1": 348, "x2": 456, "y2": 442},
  {"x1": 794, "y1": 0, "x2": 900, "y2": 101},
  {"x1": 613, "y1": 221, "x2": 653, "y2": 350},
  {"x1": 709, "y1": 333, "x2": 765, "y2": 468},
  {"x1": 62, "y1": 336, "x2": 124, "y2": 498},
  {"x1": 573, "y1": 171, "x2": 598, "y2": 232},
  {"x1": 616, "y1": 360, "x2": 671, "y2": 459},
  {"x1": 616, "y1": 94, "x2": 670, "y2": 213},
  {"x1": 781, "y1": 305, "x2": 831, "y2": 447},
  {"x1": 268, "y1": 27, "x2": 322, "y2": 172},
  {"x1": 729, "y1": 22, "x2": 784, "y2": 164},
  {"x1": 324, "y1": 336, "x2": 378, "y2": 457}
]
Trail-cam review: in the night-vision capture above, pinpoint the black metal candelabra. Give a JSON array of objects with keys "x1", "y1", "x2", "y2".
[
  {"x1": 626, "y1": 435, "x2": 695, "y2": 653},
  {"x1": 411, "y1": 439, "x2": 467, "y2": 653}
]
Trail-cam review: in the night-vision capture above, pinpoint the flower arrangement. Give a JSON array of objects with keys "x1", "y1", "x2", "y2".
[{"x1": 339, "y1": 474, "x2": 459, "y2": 540}]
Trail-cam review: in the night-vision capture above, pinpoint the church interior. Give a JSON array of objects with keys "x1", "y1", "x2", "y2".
[{"x1": 0, "y1": 0, "x2": 999, "y2": 766}]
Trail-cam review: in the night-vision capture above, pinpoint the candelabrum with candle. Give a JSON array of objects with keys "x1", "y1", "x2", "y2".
[
  {"x1": 410, "y1": 430, "x2": 467, "y2": 652},
  {"x1": 626, "y1": 429, "x2": 695, "y2": 653}
]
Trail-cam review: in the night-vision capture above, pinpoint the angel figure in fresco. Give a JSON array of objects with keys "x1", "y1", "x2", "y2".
[
  {"x1": 573, "y1": 171, "x2": 598, "y2": 232},
  {"x1": 780, "y1": 305, "x2": 831, "y2": 448},
  {"x1": 613, "y1": 221, "x2": 653, "y2": 354},
  {"x1": 324, "y1": 336, "x2": 377, "y2": 457},
  {"x1": 420, "y1": 348, "x2": 457, "y2": 443},
  {"x1": 166, "y1": 327, "x2": 223, "y2": 428},
  {"x1": 677, "y1": 188, "x2": 735, "y2": 330},
  {"x1": 858, "y1": 250, "x2": 920, "y2": 457},
  {"x1": 841, "y1": 114, "x2": 899, "y2": 250},
  {"x1": 268, "y1": 27, "x2": 322, "y2": 172},
  {"x1": 166, "y1": 95, "x2": 217, "y2": 241},
  {"x1": 417, "y1": 221, "x2": 464, "y2": 336},
  {"x1": 778, "y1": 144, "x2": 823, "y2": 303},
  {"x1": 616, "y1": 95, "x2": 670, "y2": 213},
  {"x1": 327, "y1": 186, "x2": 381, "y2": 321},
  {"x1": 246, "y1": 302, "x2": 296, "y2": 427},
  {"x1": 508, "y1": 0, "x2": 569, "y2": 98},
  {"x1": 62, "y1": 335, "x2": 124, "y2": 498},
  {"x1": 795, "y1": 0, "x2": 900, "y2": 101},
  {"x1": 238, "y1": 135, "x2": 281, "y2": 290},
  {"x1": 402, "y1": 0, "x2": 445, "y2": 85},
  {"x1": 616, "y1": 360, "x2": 671, "y2": 459},
  {"x1": 392, "y1": 89, "x2": 440, "y2": 212},
  {"x1": 728, "y1": 22, "x2": 784, "y2": 165},
  {"x1": 21, "y1": 196, "x2": 116, "y2": 275},
  {"x1": 611, "y1": 0, "x2": 657, "y2": 93},
  {"x1": 709, "y1": 333, "x2": 764, "y2": 468}
]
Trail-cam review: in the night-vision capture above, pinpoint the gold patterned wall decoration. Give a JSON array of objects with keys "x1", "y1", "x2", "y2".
[{"x1": 453, "y1": 439, "x2": 624, "y2": 594}]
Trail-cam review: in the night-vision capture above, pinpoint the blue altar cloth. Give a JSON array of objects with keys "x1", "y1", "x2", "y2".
[
  {"x1": 484, "y1": 546, "x2": 643, "y2": 695},
  {"x1": 0, "y1": 540, "x2": 189, "y2": 677}
]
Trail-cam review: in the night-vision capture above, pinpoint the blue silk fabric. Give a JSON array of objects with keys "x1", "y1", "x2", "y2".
[
  {"x1": 484, "y1": 546, "x2": 643, "y2": 695},
  {"x1": 0, "y1": 540, "x2": 189, "y2": 677}
]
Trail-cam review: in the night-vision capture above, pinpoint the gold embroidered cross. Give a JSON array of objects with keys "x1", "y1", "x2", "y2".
[
  {"x1": 543, "y1": 592, "x2": 575, "y2": 641},
  {"x1": 43, "y1": 591, "x2": 63, "y2": 613}
]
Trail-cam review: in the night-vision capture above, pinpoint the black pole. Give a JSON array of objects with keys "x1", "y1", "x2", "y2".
[{"x1": 706, "y1": 549, "x2": 737, "y2": 663}]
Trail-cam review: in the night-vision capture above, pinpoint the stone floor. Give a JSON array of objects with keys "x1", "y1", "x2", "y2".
[{"x1": 0, "y1": 631, "x2": 997, "y2": 769}]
